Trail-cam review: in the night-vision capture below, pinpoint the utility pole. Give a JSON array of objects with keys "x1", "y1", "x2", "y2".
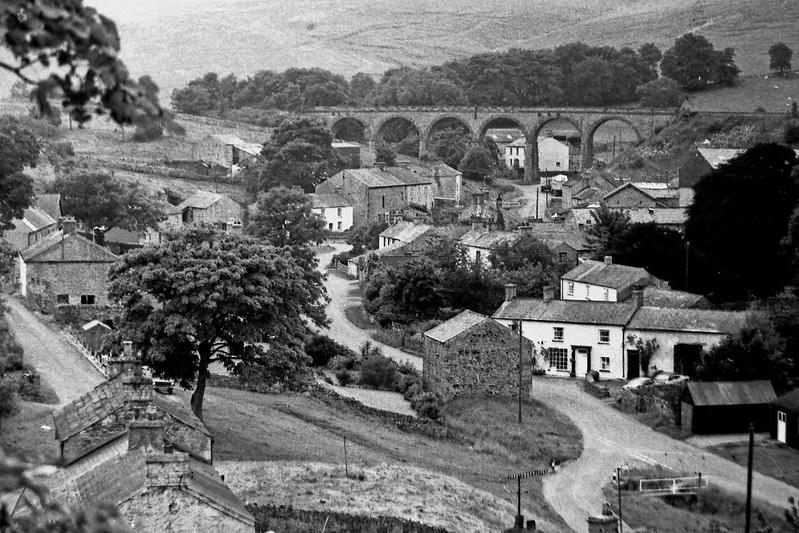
[
  {"x1": 535, "y1": 186, "x2": 540, "y2": 220},
  {"x1": 518, "y1": 319, "x2": 523, "y2": 423},
  {"x1": 617, "y1": 467, "x2": 624, "y2": 533},
  {"x1": 745, "y1": 423, "x2": 754, "y2": 533},
  {"x1": 684, "y1": 240, "x2": 690, "y2": 291}
]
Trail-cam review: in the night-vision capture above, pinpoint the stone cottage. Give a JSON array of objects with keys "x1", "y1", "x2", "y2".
[
  {"x1": 167, "y1": 191, "x2": 244, "y2": 231},
  {"x1": 423, "y1": 309, "x2": 533, "y2": 401},
  {"x1": 18, "y1": 219, "x2": 118, "y2": 307}
]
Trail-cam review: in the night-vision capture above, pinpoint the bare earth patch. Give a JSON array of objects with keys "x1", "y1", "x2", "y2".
[{"x1": 218, "y1": 461, "x2": 518, "y2": 533}]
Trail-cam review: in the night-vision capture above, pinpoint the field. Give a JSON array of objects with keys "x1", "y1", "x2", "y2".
[
  {"x1": 51, "y1": 0, "x2": 799, "y2": 103},
  {"x1": 708, "y1": 440, "x2": 799, "y2": 490},
  {"x1": 199, "y1": 386, "x2": 583, "y2": 531}
]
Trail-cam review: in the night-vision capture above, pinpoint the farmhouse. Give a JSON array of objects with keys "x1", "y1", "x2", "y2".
[
  {"x1": 771, "y1": 389, "x2": 799, "y2": 449},
  {"x1": 168, "y1": 191, "x2": 244, "y2": 231},
  {"x1": 19, "y1": 219, "x2": 118, "y2": 307},
  {"x1": 423, "y1": 309, "x2": 532, "y2": 401},
  {"x1": 309, "y1": 193, "x2": 354, "y2": 232},
  {"x1": 458, "y1": 228, "x2": 517, "y2": 268},
  {"x1": 560, "y1": 256, "x2": 666, "y2": 303},
  {"x1": 681, "y1": 381, "x2": 776, "y2": 435},
  {"x1": 315, "y1": 167, "x2": 433, "y2": 224},
  {"x1": 603, "y1": 182, "x2": 679, "y2": 209},
  {"x1": 404, "y1": 161, "x2": 462, "y2": 204}
]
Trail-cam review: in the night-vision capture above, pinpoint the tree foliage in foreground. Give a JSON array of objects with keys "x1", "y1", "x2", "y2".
[
  {"x1": 0, "y1": 115, "x2": 38, "y2": 230},
  {"x1": 108, "y1": 226, "x2": 328, "y2": 420},
  {"x1": 247, "y1": 186, "x2": 326, "y2": 248}
]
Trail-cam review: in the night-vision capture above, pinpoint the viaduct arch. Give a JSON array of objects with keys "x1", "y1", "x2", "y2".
[{"x1": 308, "y1": 106, "x2": 676, "y2": 181}]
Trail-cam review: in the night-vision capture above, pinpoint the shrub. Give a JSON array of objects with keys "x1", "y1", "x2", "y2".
[
  {"x1": 394, "y1": 371, "x2": 422, "y2": 394},
  {"x1": 304, "y1": 334, "x2": 351, "y2": 367},
  {"x1": 636, "y1": 77, "x2": 686, "y2": 108},
  {"x1": 404, "y1": 382, "x2": 422, "y2": 401},
  {"x1": 409, "y1": 391, "x2": 442, "y2": 420},
  {"x1": 335, "y1": 369, "x2": 353, "y2": 386},
  {"x1": 0, "y1": 342, "x2": 23, "y2": 373},
  {"x1": 358, "y1": 354, "x2": 397, "y2": 390},
  {"x1": 0, "y1": 378, "x2": 17, "y2": 422},
  {"x1": 131, "y1": 121, "x2": 163, "y2": 142}
]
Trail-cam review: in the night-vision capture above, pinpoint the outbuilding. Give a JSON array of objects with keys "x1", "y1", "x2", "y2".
[
  {"x1": 681, "y1": 381, "x2": 777, "y2": 435},
  {"x1": 81, "y1": 319, "x2": 112, "y2": 355},
  {"x1": 771, "y1": 389, "x2": 799, "y2": 449}
]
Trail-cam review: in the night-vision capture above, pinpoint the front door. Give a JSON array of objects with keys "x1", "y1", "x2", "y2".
[
  {"x1": 627, "y1": 349, "x2": 640, "y2": 379},
  {"x1": 777, "y1": 411, "x2": 787, "y2": 443},
  {"x1": 573, "y1": 347, "x2": 591, "y2": 378}
]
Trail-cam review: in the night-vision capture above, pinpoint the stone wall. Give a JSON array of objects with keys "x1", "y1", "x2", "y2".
[
  {"x1": 120, "y1": 489, "x2": 253, "y2": 533},
  {"x1": 248, "y1": 503, "x2": 450, "y2": 533},
  {"x1": 423, "y1": 320, "x2": 533, "y2": 402},
  {"x1": 27, "y1": 261, "x2": 114, "y2": 306},
  {"x1": 366, "y1": 186, "x2": 410, "y2": 223},
  {"x1": 616, "y1": 385, "x2": 682, "y2": 424}
]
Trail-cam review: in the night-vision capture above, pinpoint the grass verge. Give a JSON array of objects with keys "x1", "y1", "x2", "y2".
[{"x1": 707, "y1": 441, "x2": 799, "y2": 490}]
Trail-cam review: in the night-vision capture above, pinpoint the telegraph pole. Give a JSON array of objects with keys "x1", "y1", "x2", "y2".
[
  {"x1": 745, "y1": 423, "x2": 754, "y2": 533},
  {"x1": 518, "y1": 319, "x2": 523, "y2": 423},
  {"x1": 617, "y1": 467, "x2": 624, "y2": 533}
]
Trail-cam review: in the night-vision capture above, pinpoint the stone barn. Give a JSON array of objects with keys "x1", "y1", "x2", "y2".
[
  {"x1": 681, "y1": 381, "x2": 776, "y2": 435},
  {"x1": 423, "y1": 310, "x2": 533, "y2": 401}
]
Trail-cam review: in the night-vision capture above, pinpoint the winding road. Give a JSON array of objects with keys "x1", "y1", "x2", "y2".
[{"x1": 316, "y1": 242, "x2": 799, "y2": 533}]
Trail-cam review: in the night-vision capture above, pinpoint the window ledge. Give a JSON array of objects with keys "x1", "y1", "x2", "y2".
[{"x1": 599, "y1": 369, "x2": 612, "y2": 373}]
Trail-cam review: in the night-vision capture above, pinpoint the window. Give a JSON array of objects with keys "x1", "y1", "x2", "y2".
[
  {"x1": 81, "y1": 295, "x2": 96, "y2": 305},
  {"x1": 599, "y1": 329, "x2": 610, "y2": 344},
  {"x1": 382, "y1": 196, "x2": 385, "y2": 208},
  {"x1": 548, "y1": 348, "x2": 569, "y2": 371},
  {"x1": 337, "y1": 221, "x2": 342, "y2": 230},
  {"x1": 603, "y1": 288, "x2": 610, "y2": 300},
  {"x1": 56, "y1": 294, "x2": 69, "y2": 304},
  {"x1": 567, "y1": 282, "x2": 574, "y2": 296},
  {"x1": 337, "y1": 207, "x2": 342, "y2": 217},
  {"x1": 328, "y1": 223, "x2": 333, "y2": 230},
  {"x1": 553, "y1": 327, "x2": 564, "y2": 342},
  {"x1": 559, "y1": 252, "x2": 568, "y2": 264},
  {"x1": 475, "y1": 250, "x2": 481, "y2": 264},
  {"x1": 600, "y1": 356, "x2": 611, "y2": 372}
]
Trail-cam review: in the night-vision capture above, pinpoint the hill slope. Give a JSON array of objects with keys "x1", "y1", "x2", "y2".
[{"x1": 77, "y1": 0, "x2": 799, "y2": 99}]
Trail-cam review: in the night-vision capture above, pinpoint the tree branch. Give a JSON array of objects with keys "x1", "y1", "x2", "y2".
[{"x1": 0, "y1": 60, "x2": 37, "y2": 85}]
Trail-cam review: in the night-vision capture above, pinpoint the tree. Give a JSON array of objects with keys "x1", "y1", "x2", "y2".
[
  {"x1": 685, "y1": 143, "x2": 798, "y2": 303},
  {"x1": 769, "y1": 43, "x2": 793, "y2": 76},
  {"x1": 639, "y1": 43, "x2": 663, "y2": 73},
  {"x1": 304, "y1": 334, "x2": 351, "y2": 367},
  {"x1": 247, "y1": 186, "x2": 326, "y2": 248},
  {"x1": 429, "y1": 127, "x2": 472, "y2": 168},
  {"x1": 459, "y1": 145, "x2": 494, "y2": 181},
  {"x1": 49, "y1": 172, "x2": 165, "y2": 231},
  {"x1": 586, "y1": 205, "x2": 631, "y2": 253},
  {"x1": 347, "y1": 220, "x2": 389, "y2": 255},
  {"x1": 350, "y1": 72, "x2": 376, "y2": 102},
  {"x1": 636, "y1": 77, "x2": 686, "y2": 107},
  {"x1": 131, "y1": 76, "x2": 185, "y2": 141},
  {"x1": 0, "y1": 115, "x2": 38, "y2": 230},
  {"x1": 605, "y1": 223, "x2": 686, "y2": 290},
  {"x1": 661, "y1": 33, "x2": 739, "y2": 91},
  {"x1": 108, "y1": 226, "x2": 328, "y2": 420},
  {"x1": 242, "y1": 117, "x2": 344, "y2": 194},
  {"x1": 374, "y1": 143, "x2": 397, "y2": 166},
  {"x1": 363, "y1": 258, "x2": 443, "y2": 325},
  {"x1": 1, "y1": 0, "x2": 161, "y2": 125}
]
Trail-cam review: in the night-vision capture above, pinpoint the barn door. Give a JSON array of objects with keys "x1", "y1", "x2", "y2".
[
  {"x1": 777, "y1": 411, "x2": 787, "y2": 443},
  {"x1": 627, "y1": 350, "x2": 640, "y2": 379}
]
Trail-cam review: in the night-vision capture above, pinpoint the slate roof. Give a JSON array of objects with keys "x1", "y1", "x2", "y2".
[
  {"x1": 621, "y1": 207, "x2": 688, "y2": 226},
  {"x1": 20, "y1": 206, "x2": 56, "y2": 230},
  {"x1": 175, "y1": 190, "x2": 226, "y2": 210},
  {"x1": 379, "y1": 221, "x2": 433, "y2": 243},
  {"x1": 696, "y1": 148, "x2": 744, "y2": 169},
  {"x1": 153, "y1": 395, "x2": 212, "y2": 437},
  {"x1": 627, "y1": 307, "x2": 748, "y2": 334},
  {"x1": 604, "y1": 183, "x2": 658, "y2": 202},
  {"x1": 404, "y1": 161, "x2": 461, "y2": 178},
  {"x1": 337, "y1": 168, "x2": 432, "y2": 188},
  {"x1": 642, "y1": 287, "x2": 710, "y2": 309},
  {"x1": 773, "y1": 389, "x2": 799, "y2": 412},
  {"x1": 53, "y1": 379, "x2": 126, "y2": 442},
  {"x1": 424, "y1": 310, "x2": 488, "y2": 343},
  {"x1": 561, "y1": 259, "x2": 655, "y2": 290},
  {"x1": 686, "y1": 381, "x2": 776, "y2": 407},
  {"x1": 458, "y1": 229, "x2": 517, "y2": 249},
  {"x1": 103, "y1": 226, "x2": 141, "y2": 245},
  {"x1": 492, "y1": 298, "x2": 638, "y2": 326},
  {"x1": 34, "y1": 193, "x2": 62, "y2": 220},
  {"x1": 20, "y1": 231, "x2": 118, "y2": 263},
  {"x1": 567, "y1": 208, "x2": 596, "y2": 226},
  {"x1": 309, "y1": 193, "x2": 350, "y2": 208}
]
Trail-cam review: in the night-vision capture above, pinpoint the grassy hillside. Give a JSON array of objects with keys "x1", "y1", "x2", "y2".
[{"x1": 70, "y1": 0, "x2": 799, "y2": 102}]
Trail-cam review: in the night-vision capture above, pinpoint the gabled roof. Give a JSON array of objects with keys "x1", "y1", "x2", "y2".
[
  {"x1": 153, "y1": 395, "x2": 212, "y2": 437},
  {"x1": 335, "y1": 168, "x2": 432, "y2": 188},
  {"x1": 379, "y1": 221, "x2": 433, "y2": 243},
  {"x1": 773, "y1": 389, "x2": 799, "y2": 411},
  {"x1": 103, "y1": 226, "x2": 142, "y2": 245},
  {"x1": 404, "y1": 161, "x2": 461, "y2": 178},
  {"x1": 627, "y1": 307, "x2": 748, "y2": 334},
  {"x1": 686, "y1": 381, "x2": 776, "y2": 407},
  {"x1": 81, "y1": 319, "x2": 112, "y2": 332},
  {"x1": 642, "y1": 287, "x2": 710, "y2": 309},
  {"x1": 20, "y1": 231, "x2": 118, "y2": 263},
  {"x1": 309, "y1": 193, "x2": 351, "y2": 208},
  {"x1": 34, "y1": 193, "x2": 62, "y2": 220},
  {"x1": 424, "y1": 310, "x2": 488, "y2": 343},
  {"x1": 621, "y1": 207, "x2": 688, "y2": 226},
  {"x1": 561, "y1": 259, "x2": 655, "y2": 290},
  {"x1": 458, "y1": 229, "x2": 517, "y2": 249},
  {"x1": 175, "y1": 191, "x2": 227, "y2": 210},
  {"x1": 696, "y1": 148, "x2": 744, "y2": 169},
  {"x1": 53, "y1": 378, "x2": 126, "y2": 442},
  {"x1": 18, "y1": 206, "x2": 56, "y2": 231},
  {"x1": 603, "y1": 183, "x2": 658, "y2": 203},
  {"x1": 492, "y1": 298, "x2": 638, "y2": 326}
]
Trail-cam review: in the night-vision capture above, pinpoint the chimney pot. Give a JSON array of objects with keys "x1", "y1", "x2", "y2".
[
  {"x1": 543, "y1": 285, "x2": 555, "y2": 302},
  {"x1": 504, "y1": 283, "x2": 517, "y2": 302},
  {"x1": 61, "y1": 217, "x2": 78, "y2": 235},
  {"x1": 632, "y1": 285, "x2": 644, "y2": 308},
  {"x1": 604, "y1": 255, "x2": 612, "y2": 265}
]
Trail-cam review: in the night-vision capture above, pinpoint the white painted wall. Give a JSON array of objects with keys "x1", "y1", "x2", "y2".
[
  {"x1": 503, "y1": 138, "x2": 570, "y2": 172},
  {"x1": 463, "y1": 245, "x2": 491, "y2": 268},
  {"x1": 560, "y1": 279, "x2": 618, "y2": 302},
  {"x1": 496, "y1": 318, "x2": 625, "y2": 379},
  {"x1": 625, "y1": 328, "x2": 730, "y2": 375},
  {"x1": 18, "y1": 256, "x2": 26, "y2": 297},
  {"x1": 312, "y1": 206, "x2": 353, "y2": 232}
]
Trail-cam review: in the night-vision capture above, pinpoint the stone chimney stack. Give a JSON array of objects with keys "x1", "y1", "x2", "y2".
[
  {"x1": 107, "y1": 340, "x2": 138, "y2": 379},
  {"x1": 128, "y1": 404, "x2": 165, "y2": 454},
  {"x1": 632, "y1": 285, "x2": 644, "y2": 308},
  {"x1": 542, "y1": 285, "x2": 555, "y2": 302},
  {"x1": 61, "y1": 217, "x2": 78, "y2": 235},
  {"x1": 504, "y1": 283, "x2": 517, "y2": 302},
  {"x1": 604, "y1": 255, "x2": 613, "y2": 265}
]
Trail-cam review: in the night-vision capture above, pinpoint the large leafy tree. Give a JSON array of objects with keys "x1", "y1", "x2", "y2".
[
  {"x1": 459, "y1": 145, "x2": 495, "y2": 181},
  {"x1": 108, "y1": 226, "x2": 329, "y2": 420},
  {"x1": 661, "y1": 33, "x2": 739, "y2": 91},
  {"x1": 685, "y1": 143, "x2": 798, "y2": 303},
  {"x1": 247, "y1": 186, "x2": 325, "y2": 248},
  {"x1": 586, "y1": 205, "x2": 631, "y2": 253},
  {"x1": 0, "y1": 115, "x2": 38, "y2": 229},
  {"x1": 1, "y1": 0, "x2": 161, "y2": 125},
  {"x1": 603, "y1": 222, "x2": 686, "y2": 290},
  {"x1": 363, "y1": 258, "x2": 443, "y2": 326},
  {"x1": 243, "y1": 117, "x2": 344, "y2": 194},
  {"x1": 428, "y1": 127, "x2": 472, "y2": 168},
  {"x1": 347, "y1": 220, "x2": 388, "y2": 255},
  {"x1": 769, "y1": 42, "x2": 793, "y2": 76},
  {"x1": 490, "y1": 234, "x2": 567, "y2": 297},
  {"x1": 636, "y1": 77, "x2": 685, "y2": 108},
  {"x1": 49, "y1": 172, "x2": 165, "y2": 230}
]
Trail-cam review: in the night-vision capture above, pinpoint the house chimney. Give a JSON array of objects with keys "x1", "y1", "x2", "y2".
[
  {"x1": 504, "y1": 283, "x2": 517, "y2": 302},
  {"x1": 128, "y1": 404, "x2": 165, "y2": 454},
  {"x1": 543, "y1": 285, "x2": 555, "y2": 302},
  {"x1": 61, "y1": 217, "x2": 77, "y2": 235},
  {"x1": 632, "y1": 284, "x2": 644, "y2": 308},
  {"x1": 604, "y1": 255, "x2": 613, "y2": 265},
  {"x1": 107, "y1": 340, "x2": 137, "y2": 379}
]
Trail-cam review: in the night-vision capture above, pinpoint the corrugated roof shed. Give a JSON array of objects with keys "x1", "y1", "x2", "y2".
[
  {"x1": 561, "y1": 259, "x2": 654, "y2": 290},
  {"x1": 627, "y1": 307, "x2": 748, "y2": 334},
  {"x1": 424, "y1": 310, "x2": 488, "y2": 343},
  {"x1": 697, "y1": 148, "x2": 744, "y2": 169},
  {"x1": 773, "y1": 389, "x2": 799, "y2": 411},
  {"x1": 81, "y1": 319, "x2": 112, "y2": 332},
  {"x1": 379, "y1": 221, "x2": 433, "y2": 243},
  {"x1": 686, "y1": 381, "x2": 776, "y2": 407},
  {"x1": 492, "y1": 298, "x2": 638, "y2": 326}
]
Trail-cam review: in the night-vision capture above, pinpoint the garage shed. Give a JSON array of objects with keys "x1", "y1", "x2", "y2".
[
  {"x1": 681, "y1": 381, "x2": 776, "y2": 435},
  {"x1": 771, "y1": 389, "x2": 799, "y2": 449}
]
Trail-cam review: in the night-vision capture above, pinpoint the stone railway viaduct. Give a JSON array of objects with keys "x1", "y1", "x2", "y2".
[{"x1": 305, "y1": 106, "x2": 678, "y2": 181}]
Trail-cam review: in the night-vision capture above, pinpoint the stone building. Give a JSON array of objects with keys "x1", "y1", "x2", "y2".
[
  {"x1": 309, "y1": 193, "x2": 354, "y2": 232},
  {"x1": 18, "y1": 219, "x2": 118, "y2": 306},
  {"x1": 423, "y1": 309, "x2": 533, "y2": 401},
  {"x1": 166, "y1": 191, "x2": 244, "y2": 231},
  {"x1": 3, "y1": 205, "x2": 58, "y2": 251}
]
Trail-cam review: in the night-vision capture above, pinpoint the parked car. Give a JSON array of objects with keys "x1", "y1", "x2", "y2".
[
  {"x1": 622, "y1": 377, "x2": 654, "y2": 390},
  {"x1": 652, "y1": 371, "x2": 690, "y2": 386},
  {"x1": 142, "y1": 365, "x2": 175, "y2": 394}
]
